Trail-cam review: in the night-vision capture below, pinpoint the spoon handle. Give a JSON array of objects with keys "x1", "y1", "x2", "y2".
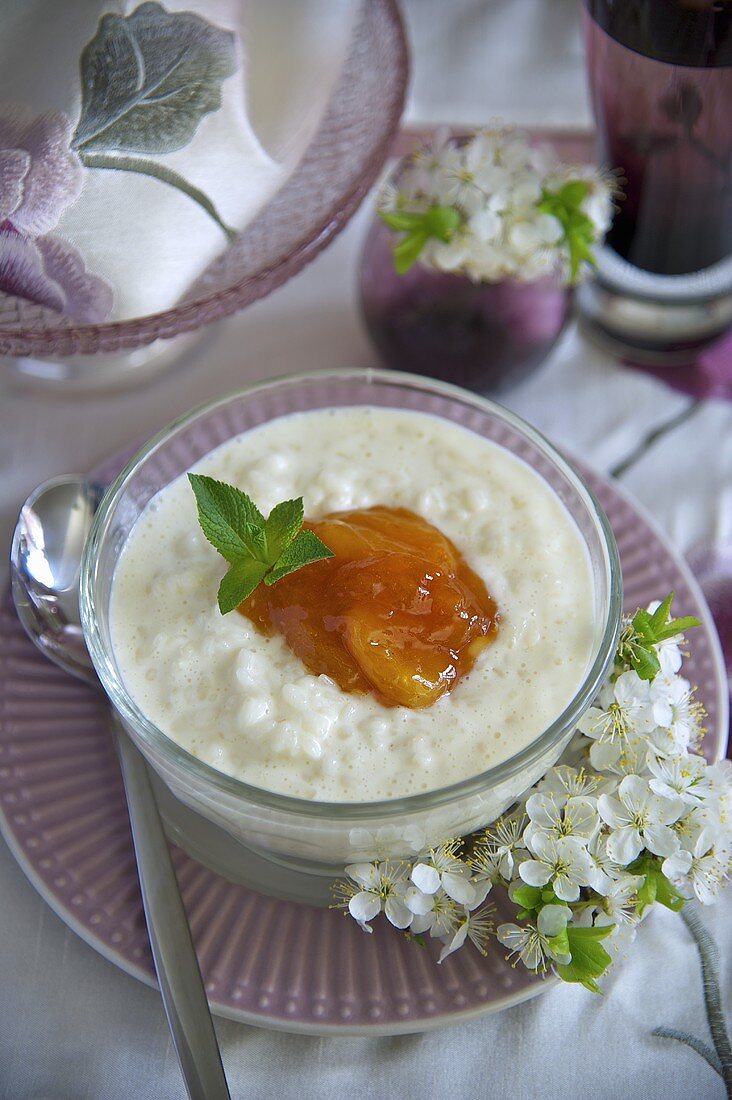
[{"x1": 113, "y1": 713, "x2": 231, "y2": 1100}]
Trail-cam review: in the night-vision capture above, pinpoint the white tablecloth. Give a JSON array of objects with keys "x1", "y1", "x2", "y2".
[{"x1": 1, "y1": 2, "x2": 731, "y2": 1098}]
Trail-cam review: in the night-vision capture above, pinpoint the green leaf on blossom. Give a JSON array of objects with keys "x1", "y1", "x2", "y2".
[
  {"x1": 548, "y1": 928, "x2": 570, "y2": 958},
  {"x1": 511, "y1": 885, "x2": 543, "y2": 912},
  {"x1": 654, "y1": 873, "x2": 686, "y2": 912},
  {"x1": 619, "y1": 592, "x2": 701, "y2": 681},
  {"x1": 557, "y1": 925, "x2": 614, "y2": 993},
  {"x1": 380, "y1": 210, "x2": 428, "y2": 231},
  {"x1": 423, "y1": 205, "x2": 462, "y2": 240},
  {"x1": 393, "y1": 230, "x2": 429, "y2": 275},
  {"x1": 637, "y1": 872, "x2": 658, "y2": 913},
  {"x1": 633, "y1": 857, "x2": 686, "y2": 915},
  {"x1": 537, "y1": 180, "x2": 597, "y2": 284},
  {"x1": 379, "y1": 204, "x2": 462, "y2": 274}
]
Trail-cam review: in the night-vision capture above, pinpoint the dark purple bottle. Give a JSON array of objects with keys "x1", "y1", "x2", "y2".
[{"x1": 583, "y1": 0, "x2": 732, "y2": 276}]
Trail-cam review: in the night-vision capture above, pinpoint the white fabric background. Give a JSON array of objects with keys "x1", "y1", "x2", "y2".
[{"x1": 1, "y1": 2, "x2": 731, "y2": 1097}]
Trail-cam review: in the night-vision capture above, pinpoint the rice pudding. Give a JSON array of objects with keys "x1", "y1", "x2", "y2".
[{"x1": 110, "y1": 407, "x2": 595, "y2": 802}]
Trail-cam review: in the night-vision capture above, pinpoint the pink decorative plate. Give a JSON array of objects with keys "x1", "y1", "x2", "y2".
[{"x1": 0, "y1": 462, "x2": 727, "y2": 1036}]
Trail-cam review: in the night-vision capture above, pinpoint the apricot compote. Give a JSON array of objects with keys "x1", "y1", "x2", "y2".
[{"x1": 240, "y1": 505, "x2": 498, "y2": 708}]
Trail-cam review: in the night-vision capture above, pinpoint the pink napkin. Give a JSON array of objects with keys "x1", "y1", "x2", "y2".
[{"x1": 626, "y1": 329, "x2": 732, "y2": 402}]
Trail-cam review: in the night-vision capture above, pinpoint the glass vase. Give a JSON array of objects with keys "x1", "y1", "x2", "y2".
[{"x1": 359, "y1": 218, "x2": 572, "y2": 394}]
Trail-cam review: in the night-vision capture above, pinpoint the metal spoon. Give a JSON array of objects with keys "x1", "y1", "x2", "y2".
[{"x1": 10, "y1": 476, "x2": 231, "y2": 1100}]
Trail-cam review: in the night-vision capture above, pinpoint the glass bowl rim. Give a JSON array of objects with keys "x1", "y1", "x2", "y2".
[{"x1": 80, "y1": 367, "x2": 623, "y2": 820}]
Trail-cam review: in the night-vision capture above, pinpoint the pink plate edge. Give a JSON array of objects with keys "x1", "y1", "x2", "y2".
[{"x1": 0, "y1": 457, "x2": 728, "y2": 1037}]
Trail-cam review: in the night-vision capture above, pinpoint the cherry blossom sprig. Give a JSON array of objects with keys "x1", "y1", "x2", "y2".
[
  {"x1": 333, "y1": 593, "x2": 732, "y2": 992},
  {"x1": 378, "y1": 126, "x2": 615, "y2": 285}
]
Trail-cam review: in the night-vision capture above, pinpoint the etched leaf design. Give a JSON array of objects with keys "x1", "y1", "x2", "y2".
[{"x1": 72, "y1": 1, "x2": 236, "y2": 155}]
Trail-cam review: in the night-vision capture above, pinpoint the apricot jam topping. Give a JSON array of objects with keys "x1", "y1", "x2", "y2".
[{"x1": 239, "y1": 505, "x2": 499, "y2": 709}]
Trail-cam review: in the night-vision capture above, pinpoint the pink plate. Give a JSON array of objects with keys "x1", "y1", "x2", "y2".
[{"x1": 0, "y1": 461, "x2": 727, "y2": 1036}]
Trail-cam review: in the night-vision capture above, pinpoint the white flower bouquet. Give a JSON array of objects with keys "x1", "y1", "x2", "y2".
[
  {"x1": 378, "y1": 126, "x2": 615, "y2": 285},
  {"x1": 334, "y1": 594, "x2": 731, "y2": 994}
]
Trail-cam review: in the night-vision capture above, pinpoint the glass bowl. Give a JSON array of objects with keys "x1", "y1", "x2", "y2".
[{"x1": 80, "y1": 369, "x2": 622, "y2": 895}]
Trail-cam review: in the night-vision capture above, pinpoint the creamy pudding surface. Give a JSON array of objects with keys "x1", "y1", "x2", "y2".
[{"x1": 110, "y1": 407, "x2": 596, "y2": 802}]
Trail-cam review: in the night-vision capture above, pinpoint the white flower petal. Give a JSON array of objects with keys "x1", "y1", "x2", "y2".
[
  {"x1": 348, "y1": 891, "x2": 381, "y2": 923},
  {"x1": 346, "y1": 863, "x2": 380, "y2": 889},
  {"x1": 404, "y1": 886, "x2": 433, "y2": 916},
  {"x1": 537, "y1": 904, "x2": 571, "y2": 936},
  {"x1": 384, "y1": 895, "x2": 413, "y2": 929},
  {"x1": 411, "y1": 863, "x2": 441, "y2": 895},
  {"x1": 643, "y1": 823, "x2": 680, "y2": 858},
  {"x1": 441, "y1": 871, "x2": 478, "y2": 907},
  {"x1": 438, "y1": 920, "x2": 469, "y2": 963},
  {"x1": 606, "y1": 825, "x2": 643, "y2": 865},
  {"x1": 553, "y1": 876, "x2": 581, "y2": 902},
  {"x1": 598, "y1": 794, "x2": 628, "y2": 830},
  {"x1": 519, "y1": 859, "x2": 552, "y2": 888}
]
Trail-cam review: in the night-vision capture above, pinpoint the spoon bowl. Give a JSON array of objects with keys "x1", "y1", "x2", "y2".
[{"x1": 10, "y1": 476, "x2": 103, "y2": 686}]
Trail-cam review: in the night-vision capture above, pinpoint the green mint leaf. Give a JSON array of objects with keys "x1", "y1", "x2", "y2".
[
  {"x1": 188, "y1": 474, "x2": 266, "y2": 563},
  {"x1": 265, "y1": 529, "x2": 334, "y2": 586},
  {"x1": 393, "y1": 229, "x2": 429, "y2": 274},
  {"x1": 189, "y1": 475, "x2": 334, "y2": 612},
  {"x1": 264, "y1": 497, "x2": 304, "y2": 562},
  {"x1": 217, "y1": 559, "x2": 269, "y2": 614}
]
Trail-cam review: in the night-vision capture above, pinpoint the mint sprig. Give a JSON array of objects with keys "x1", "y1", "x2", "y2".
[
  {"x1": 617, "y1": 592, "x2": 701, "y2": 682},
  {"x1": 188, "y1": 474, "x2": 334, "y2": 614},
  {"x1": 537, "y1": 180, "x2": 597, "y2": 284},
  {"x1": 380, "y1": 204, "x2": 462, "y2": 274}
]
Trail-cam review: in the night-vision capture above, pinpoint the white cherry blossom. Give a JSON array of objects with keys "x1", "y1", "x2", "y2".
[
  {"x1": 524, "y1": 792, "x2": 598, "y2": 849},
  {"x1": 594, "y1": 874, "x2": 643, "y2": 928},
  {"x1": 379, "y1": 126, "x2": 613, "y2": 285},
  {"x1": 410, "y1": 842, "x2": 478, "y2": 906},
  {"x1": 648, "y1": 676, "x2": 704, "y2": 756},
  {"x1": 345, "y1": 861, "x2": 412, "y2": 930},
  {"x1": 598, "y1": 775, "x2": 684, "y2": 863},
  {"x1": 663, "y1": 835, "x2": 731, "y2": 905},
  {"x1": 519, "y1": 834, "x2": 594, "y2": 902},
  {"x1": 408, "y1": 889, "x2": 460, "y2": 938},
  {"x1": 647, "y1": 753, "x2": 710, "y2": 805},
  {"x1": 497, "y1": 904, "x2": 572, "y2": 970},
  {"x1": 437, "y1": 904, "x2": 494, "y2": 963},
  {"x1": 535, "y1": 765, "x2": 600, "y2": 802},
  {"x1": 472, "y1": 814, "x2": 527, "y2": 881}
]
